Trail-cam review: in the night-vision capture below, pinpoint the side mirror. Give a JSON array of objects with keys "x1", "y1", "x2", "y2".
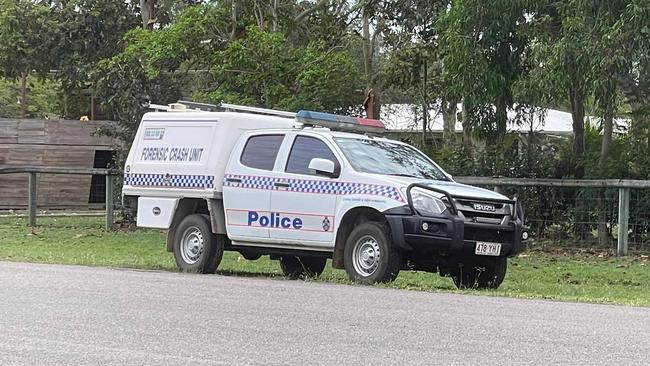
[
  {"x1": 309, "y1": 158, "x2": 337, "y2": 178},
  {"x1": 445, "y1": 172, "x2": 454, "y2": 181}
]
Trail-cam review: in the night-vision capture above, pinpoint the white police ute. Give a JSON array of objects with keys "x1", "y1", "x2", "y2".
[{"x1": 123, "y1": 103, "x2": 527, "y2": 288}]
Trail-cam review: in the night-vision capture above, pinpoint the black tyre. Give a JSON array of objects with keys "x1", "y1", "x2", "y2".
[
  {"x1": 343, "y1": 221, "x2": 401, "y2": 284},
  {"x1": 451, "y1": 257, "x2": 507, "y2": 289},
  {"x1": 279, "y1": 256, "x2": 327, "y2": 279},
  {"x1": 173, "y1": 214, "x2": 224, "y2": 274},
  {"x1": 239, "y1": 250, "x2": 262, "y2": 261}
]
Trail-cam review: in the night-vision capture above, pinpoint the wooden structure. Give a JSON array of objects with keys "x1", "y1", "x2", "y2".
[{"x1": 0, "y1": 118, "x2": 116, "y2": 210}]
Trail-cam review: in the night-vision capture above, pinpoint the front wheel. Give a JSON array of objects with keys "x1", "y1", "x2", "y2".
[
  {"x1": 173, "y1": 214, "x2": 224, "y2": 274},
  {"x1": 279, "y1": 256, "x2": 327, "y2": 279},
  {"x1": 343, "y1": 222, "x2": 401, "y2": 285},
  {"x1": 451, "y1": 257, "x2": 507, "y2": 289}
]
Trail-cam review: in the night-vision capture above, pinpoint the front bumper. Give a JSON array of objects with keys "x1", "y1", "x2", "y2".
[
  {"x1": 385, "y1": 183, "x2": 527, "y2": 258},
  {"x1": 386, "y1": 214, "x2": 526, "y2": 257}
]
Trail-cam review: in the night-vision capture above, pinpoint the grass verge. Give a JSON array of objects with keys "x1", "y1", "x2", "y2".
[{"x1": 1, "y1": 216, "x2": 649, "y2": 306}]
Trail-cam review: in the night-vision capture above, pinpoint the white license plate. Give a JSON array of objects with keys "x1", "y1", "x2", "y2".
[{"x1": 475, "y1": 242, "x2": 502, "y2": 256}]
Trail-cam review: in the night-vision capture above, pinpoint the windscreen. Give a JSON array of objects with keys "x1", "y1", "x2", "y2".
[{"x1": 334, "y1": 138, "x2": 448, "y2": 180}]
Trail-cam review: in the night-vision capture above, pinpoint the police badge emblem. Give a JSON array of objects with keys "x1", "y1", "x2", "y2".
[{"x1": 322, "y1": 217, "x2": 331, "y2": 231}]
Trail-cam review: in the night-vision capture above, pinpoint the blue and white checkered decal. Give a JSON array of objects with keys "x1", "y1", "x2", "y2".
[
  {"x1": 124, "y1": 173, "x2": 215, "y2": 189},
  {"x1": 224, "y1": 174, "x2": 404, "y2": 202}
]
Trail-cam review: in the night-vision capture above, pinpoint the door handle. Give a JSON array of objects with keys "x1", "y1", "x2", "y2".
[
  {"x1": 226, "y1": 178, "x2": 242, "y2": 183},
  {"x1": 274, "y1": 182, "x2": 290, "y2": 188}
]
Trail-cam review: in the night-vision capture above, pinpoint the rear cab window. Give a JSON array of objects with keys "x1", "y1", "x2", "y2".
[{"x1": 240, "y1": 134, "x2": 284, "y2": 170}]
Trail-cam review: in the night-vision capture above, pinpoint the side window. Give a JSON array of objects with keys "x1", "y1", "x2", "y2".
[
  {"x1": 240, "y1": 134, "x2": 284, "y2": 170},
  {"x1": 286, "y1": 136, "x2": 339, "y2": 175}
]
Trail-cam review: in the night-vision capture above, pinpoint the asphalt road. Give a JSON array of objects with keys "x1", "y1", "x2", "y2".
[{"x1": 1, "y1": 262, "x2": 649, "y2": 366}]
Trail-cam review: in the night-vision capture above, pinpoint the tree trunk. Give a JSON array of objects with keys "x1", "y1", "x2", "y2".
[
  {"x1": 569, "y1": 85, "x2": 588, "y2": 239},
  {"x1": 495, "y1": 93, "x2": 507, "y2": 145},
  {"x1": 597, "y1": 109, "x2": 612, "y2": 248},
  {"x1": 598, "y1": 76, "x2": 616, "y2": 171},
  {"x1": 271, "y1": 0, "x2": 279, "y2": 32},
  {"x1": 253, "y1": 1, "x2": 265, "y2": 28},
  {"x1": 599, "y1": 111, "x2": 613, "y2": 170},
  {"x1": 569, "y1": 86, "x2": 586, "y2": 178},
  {"x1": 294, "y1": 0, "x2": 328, "y2": 23},
  {"x1": 361, "y1": 10, "x2": 372, "y2": 88},
  {"x1": 230, "y1": 0, "x2": 238, "y2": 40},
  {"x1": 597, "y1": 89, "x2": 614, "y2": 248},
  {"x1": 461, "y1": 98, "x2": 473, "y2": 153},
  {"x1": 442, "y1": 100, "x2": 457, "y2": 144},
  {"x1": 140, "y1": 0, "x2": 156, "y2": 30},
  {"x1": 20, "y1": 72, "x2": 27, "y2": 119},
  {"x1": 596, "y1": 193, "x2": 611, "y2": 247},
  {"x1": 361, "y1": 7, "x2": 380, "y2": 119},
  {"x1": 421, "y1": 61, "x2": 428, "y2": 146}
]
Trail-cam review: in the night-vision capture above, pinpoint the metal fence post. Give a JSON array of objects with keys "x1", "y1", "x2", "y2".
[
  {"x1": 617, "y1": 187, "x2": 630, "y2": 256},
  {"x1": 105, "y1": 175, "x2": 114, "y2": 231},
  {"x1": 494, "y1": 185, "x2": 502, "y2": 194},
  {"x1": 28, "y1": 172, "x2": 37, "y2": 227}
]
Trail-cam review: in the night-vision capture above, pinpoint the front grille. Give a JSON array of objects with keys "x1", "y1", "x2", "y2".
[{"x1": 453, "y1": 199, "x2": 512, "y2": 225}]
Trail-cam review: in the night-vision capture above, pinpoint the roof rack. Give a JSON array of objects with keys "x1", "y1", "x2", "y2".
[
  {"x1": 218, "y1": 102, "x2": 296, "y2": 118},
  {"x1": 146, "y1": 102, "x2": 206, "y2": 112},
  {"x1": 176, "y1": 100, "x2": 296, "y2": 118},
  {"x1": 145, "y1": 101, "x2": 384, "y2": 134},
  {"x1": 177, "y1": 100, "x2": 219, "y2": 112},
  {"x1": 147, "y1": 101, "x2": 296, "y2": 118}
]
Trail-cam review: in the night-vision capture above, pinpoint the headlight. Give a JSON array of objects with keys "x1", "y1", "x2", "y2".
[{"x1": 411, "y1": 187, "x2": 447, "y2": 216}]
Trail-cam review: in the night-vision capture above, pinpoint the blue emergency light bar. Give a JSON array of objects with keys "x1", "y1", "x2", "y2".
[{"x1": 296, "y1": 110, "x2": 385, "y2": 134}]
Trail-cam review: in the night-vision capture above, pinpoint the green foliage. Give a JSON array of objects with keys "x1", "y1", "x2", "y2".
[
  {"x1": 0, "y1": 0, "x2": 58, "y2": 79},
  {"x1": 0, "y1": 77, "x2": 62, "y2": 118},
  {"x1": 93, "y1": 4, "x2": 236, "y2": 153},
  {"x1": 438, "y1": 0, "x2": 532, "y2": 142},
  {"x1": 54, "y1": 0, "x2": 140, "y2": 89},
  {"x1": 198, "y1": 26, "x2": 360, "y2": 112}
]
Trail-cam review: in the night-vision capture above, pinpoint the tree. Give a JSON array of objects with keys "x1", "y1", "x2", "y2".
[
  {"x1": 438, "y1": 0, "x2": 531, "y2": 147},
  {"x1": 94, "y1": 2, "x2": 361, "y2": 134},
  {"x1": 0, "y1": 1, "x2": 58, "y2": 118},
  {"x1": 198, "y1": 26, "x2": 360, "y2": 112},
  {"x1": 50, "y1": 0, "x2": 139, "y2": 117},
  {"x1": 381, "y1": 0, "x2": 448, "y2": 145},
  {"x1": 610, "y1": 1, "x2": 650, "y2": 147},
  {"x1": 521, "y1": 0, "x2": 650, "y2": 180},
  {"x1": 0, "y1": 76, "x2": 61, "y2": 118}
]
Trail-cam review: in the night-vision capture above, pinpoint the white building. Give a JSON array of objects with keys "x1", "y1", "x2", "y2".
[{"x1": 382, "y1": 104, "x2": 629, "y2": 137}]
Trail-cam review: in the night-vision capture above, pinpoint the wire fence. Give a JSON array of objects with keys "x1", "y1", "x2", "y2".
[
  {"x1": 456, "y1": 177, "x2": 650, "y2": 253},
  {"x1": 2, "y1": 166, "x2": 649, "y2": 254},
  {"x1": 509, "y1": 187, "x2": 647, "y2": 250}
]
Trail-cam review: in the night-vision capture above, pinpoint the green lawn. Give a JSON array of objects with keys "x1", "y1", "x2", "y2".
[{"x1": 1, "y1": 216, "x2": 649, "y2": 306}]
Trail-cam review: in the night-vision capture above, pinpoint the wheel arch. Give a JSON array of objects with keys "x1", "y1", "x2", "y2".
[
  {"x1": 166, "y1": 198, "x2": 210, "y2": 252},
  {"x1": 332, "y1": 206, "x2": 388, "y2": 269}
]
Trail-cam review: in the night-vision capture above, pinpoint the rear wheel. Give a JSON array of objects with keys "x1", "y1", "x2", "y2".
[
  {"x1": 173, "y1": 214, "x2": 224, "y2": 274},
  {"x1": 343, "y1": 221, "x2": 401, "y2": 285},
  {"x1": 451, "y1": 257, "x2": 507, "y2": 289},
  {"x1": 279, "y1": 256, "x2": 327, "y2": 279}
]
